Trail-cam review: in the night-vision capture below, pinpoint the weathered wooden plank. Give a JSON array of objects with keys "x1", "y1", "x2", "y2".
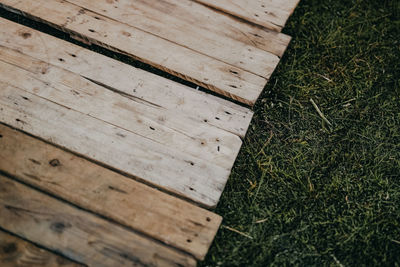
[
  {"x1": 0, "y1": 0, "x2": 268, "y2": 105},
  {"x1": 160, "y1": 0, "x2": 292, "y2": 58},
  {"x1": 0, "y1": 82, "x2": 228, "y2": 208},
  {"x1": 0, "y1": 47, "x2": 242, "y2": 171},
  {"x1": 68, "y1": 0, "x2": 291, "y2": 58},
  {"x1": 0, "y1": 230, "x2": 82, "y2": 267},
  {"x1": 0, "y1": 18, "x2": 253, "y2": 138},
  {"x1": 0, "y1": 124, "x2": 222, "y2": 260},
  {"x1": 0, "y1": 176, "x2": 197, "y2": 267},
  {"x1": 194, "y1": 0, "x2": 301, "y2": 32},
  {"x1": 66, "y1": 0, "x2": 280, "y2": 78}
]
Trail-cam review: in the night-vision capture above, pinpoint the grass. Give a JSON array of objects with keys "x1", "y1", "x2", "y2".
[
  {"x1": 1, "y1": 0, "x2": 399, "y2": 266},
  {"x1": 201, "y1": 0, "x2": 400, "y2": 266}
]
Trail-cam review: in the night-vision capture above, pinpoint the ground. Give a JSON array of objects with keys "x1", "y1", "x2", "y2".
[
  {"x1": 202, "y1": 0, "x2": 400, "y2": 266},
  {"x1": 2, "y1": 0, "x2": 399, "y2": 266}
]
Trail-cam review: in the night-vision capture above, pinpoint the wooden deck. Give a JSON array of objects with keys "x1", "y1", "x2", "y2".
[{"x1": 0, "y1": 0, "x2": 300, "y2": 265}]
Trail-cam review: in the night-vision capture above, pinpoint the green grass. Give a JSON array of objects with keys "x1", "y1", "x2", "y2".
[
  {"x1": 201, "y1": 0, "x2": 400, "y2": 266},
  {"x1": 1, "y1": 0, "x2": 399, "y2": 265}
]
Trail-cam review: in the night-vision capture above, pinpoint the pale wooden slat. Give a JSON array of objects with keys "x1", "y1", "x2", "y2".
[
  {"x1": 0, "y1": 124, "x2": 222, "y2": 260},
  {"x1": 0, "y1": 82, "x2": 228, "y2": 207},
  {"x1": 0, "y1": 18, "x2": 253, "y2": 138},
  {"x1": 159, "y1": 0, "x2": 292, "y2": 58},
  {"x1": 0, "y1": 48, "x2": 242, "y2": 171},
  {"x1": 66, "y1": 0, "x2": 280, "y2": 78},
  {"x1": 0, "y1": 176, "x2": 197, "y2": 267},
  {"x1": 194, "y1": 0, "x2": 301, "y2": 32},
  {"x1": 0, "y1": 230, "x2": 82, "y2": 267},
  {"x1": 0, "y1": 0, "x2": 267, "y2": 105}
]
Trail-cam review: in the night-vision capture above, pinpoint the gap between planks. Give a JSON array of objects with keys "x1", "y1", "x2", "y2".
[
  {"x1": 0, "y1": 124, "x2": 221, "y2": 260},
  {"x1": 0, "y1": 0, "x2": 292, "y2": 105},
  {"x1": 0, "y1": 175, "x2": 197, "y2": 267},
  {"x1": 0, "y1": 18, "x2": 253, "y2": 139},
  {"x1": 0, "y1": 17, "x2": 255, "y2": 208}
]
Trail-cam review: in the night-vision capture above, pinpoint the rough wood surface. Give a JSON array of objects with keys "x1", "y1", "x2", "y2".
[
  {"x1": 0, "y1": 230, "x2": 82, "y2": 267},
  {"x1": 0, "y1": 0, "x2": 280, "y2": 105},
  {"x1": 0, "y1": 18, "x2": 253, "y2": 138},
  {"x1": 0, "y1": 176, "x2": 197, "y2": 267},
  {"x1": 194, "y1": 0, "x2": 301, "y2": 32},
  {"x1": 0, "y1": 81, "x2": 229, "y2": 208},
  {"x1": 0, "y1": 124, "x2": 222, "y2": 260},
  {"x1": 0, "y1": 46, "x2": 242, "y2": 171},
  {"x1": 69, "y1": 0, "x2": 291, "y2": 58},
  {"x1": 66, "y1": 0, "x2": 280, "y2": 78}
]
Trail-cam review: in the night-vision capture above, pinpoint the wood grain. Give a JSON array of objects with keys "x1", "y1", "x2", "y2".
[
  {"x1": 0, "y1": 18, "x2": 253, "y2": 138},
  {"x1": 0, "y1": 0, "x2": 269, "y2": 105},
  {"x1": 66, "y1": 0, "x2": 280, "y2": 78},
  {"x1": 0, "y1": 82, "x2": 230, "y2": 207},
  {"x1": 0, "y1": 124, "x2": 222, "y2": 260},
  {"x1": 0, "y1": 176, "x2": 197, "y2": 267},
  {"x1": 0, "y1": 46, "x2": 242, "y2": 171},
  {"x1": 194, "y1": 0, "x2": 301, "y2": 32},
  {"x1": 0, "y1": 230, "x2": 82, "y2": 267}
]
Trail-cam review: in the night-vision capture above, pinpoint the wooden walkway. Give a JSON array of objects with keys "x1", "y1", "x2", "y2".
[{"x1": 0, "y1": 0, "x2": 299, "y2": 265}]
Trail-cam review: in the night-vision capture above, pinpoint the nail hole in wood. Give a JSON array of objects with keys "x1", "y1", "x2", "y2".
[
  {"x1": 49, "y1": 159, "x2": 61, "y2": 167},
  {"x1": 206, "y1": 217, "x2": 211, "y2": 222}
]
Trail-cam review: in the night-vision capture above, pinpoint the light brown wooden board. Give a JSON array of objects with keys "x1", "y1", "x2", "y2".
[
  {"x1": 0, "y1": 176, "x2": 197, "y2": 267},
  {"x1": 0, "y1": 75, "x2": 229, "y2": 208},
  {"x1": 0, "y1": 44, "x2": 242, "y2": 172},
  {"x1": 0, "y1": 18, "x2": 253, "y2": 138},
  {"x1": 194, "y1": 0, "x2": 301, "y2": 32},
  {"x1": 0, "y1": 230, "x2": 82, "y2": 267},
  {"x1": 66, "y1": 0, "x2": 280, "y2": 78},
  {"x1": 0, "y1": 124, "x2": 222, "y2": 260},
  {"x1": 0, "y1": 0, "x2": 291, "y2": 105}
]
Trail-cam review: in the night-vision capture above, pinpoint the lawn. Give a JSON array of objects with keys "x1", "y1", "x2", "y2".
[
  {"x1": 1, "y1": 0, "x2": 399, "y2": 266},
  {"x1": 202, "y1": 0, "x2": 400, "y2": 266}
]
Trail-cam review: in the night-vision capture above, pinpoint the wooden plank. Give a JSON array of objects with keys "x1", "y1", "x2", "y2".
[
  {"x1": 0, "y1": 0, "x2": 268, "y2": 105},
  {"x1": 66, "y1": 0, "x2": 280, "y2": 78},
  {"x1": 0, "y1": 230, "x2": 82, "y2": 267},
  {"x1": 159, "y1": 0, "x2": 292, "y2": 58},
  {"x1": 0, "y1": 124, "x2": 222, "y2": 260},
  {"x1": 0, "y1": 18, "x2": 253, "y2": 138},
  {"x1": 0, "y1": 82, "x2": 228, "y2": 208},
  {"x1": 194, "y1": 0, "x2": 301, "y2": 32},
  {"x1": 0, "y1": 176, "x2": 197, "y2": 267},
  {"x1": 68, "y1": 0, "x2": 291, "y2": 58},
  {"x1": 0, "y1": 47, "x2": 242, "y2": 171}
]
